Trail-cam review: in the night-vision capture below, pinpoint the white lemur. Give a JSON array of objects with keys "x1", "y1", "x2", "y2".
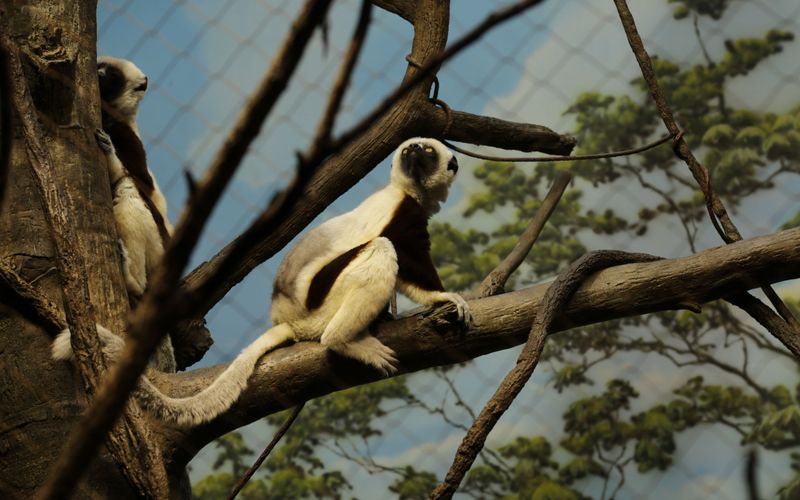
[
  {"x1": 96, "y1": 56, "x2": 175, "y2": 371},
  {"x1": 96, "y1": 55, "x2": 173, "y2": 298},
  {"x1": 53, "y1": 138, "x2": 470, "y2": 426}
]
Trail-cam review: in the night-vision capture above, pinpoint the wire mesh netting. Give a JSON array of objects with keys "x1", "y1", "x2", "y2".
[{"x1": 89, "y1": 0, "x2": 800, "y2": 498}]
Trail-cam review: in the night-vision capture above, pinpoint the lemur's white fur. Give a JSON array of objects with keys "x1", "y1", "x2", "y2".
[
  {"x1": 97, "y1": 55, "x2": 173, "y2": 297},
  {"x1": 54, "y1": 138, "x2": 470, "y2": 426}
]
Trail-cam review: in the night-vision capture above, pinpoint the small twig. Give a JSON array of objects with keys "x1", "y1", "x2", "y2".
[
  {"x1": 612, "y1": 0, "x2": 800, "y2": 341},
  {"x1": 430, "y1": 251, "x2": 662, "y2": 499},
  {"x1": 228, "y1": 403, "x2": 305, "y2": 500},
  {"x1": 442, "y1": 133, "x2": 671, "y2": 163},
  {"x1": 478, "y1": 171, "x2": 572, "y2": 297},
  {"x1": 0, "y1": 261, "x2": 64, "y2": 333}
]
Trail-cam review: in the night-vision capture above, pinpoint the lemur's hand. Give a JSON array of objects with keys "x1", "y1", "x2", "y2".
[
  {"x1": 95, "y1": 128, "x2": 115, "y2": 155},
  {"x1": 440, "y1": 292, "x2": 471, "y2": 327}
]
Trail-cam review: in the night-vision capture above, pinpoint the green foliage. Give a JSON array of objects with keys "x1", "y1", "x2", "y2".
[
  {"x1": 193, "y1": 379, "x2": 412, "y2": 499},
  {"x1": 668, "y1": 0, "x2": 729, "y2": 20},
  {"x1": 462, "y1": 436, "x2": 591, "y2": 499},
  {"x1": 388, "y1": 467, "x2": 438, "y2": 500}
]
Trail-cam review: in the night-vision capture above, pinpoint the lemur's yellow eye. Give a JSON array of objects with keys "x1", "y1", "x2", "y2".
[
  {"x1": 402, "y1": 149, "x2": 407, "y2": 155},
  {"x1": 425, "y1": 147, "x2": 434, "y2": 153}
]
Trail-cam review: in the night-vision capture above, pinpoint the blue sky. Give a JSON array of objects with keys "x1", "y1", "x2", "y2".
[{"x1": 97, "y1": 1, "x2": 800, "y2": 498}]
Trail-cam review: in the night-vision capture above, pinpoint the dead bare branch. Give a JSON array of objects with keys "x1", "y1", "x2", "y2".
[
  {"x1": 478, "y1": 171, "x2": 572, "y2": 297},
  {"x1": 728, "y1": 292, "x2": 800, "y2": 358},
  {"x1": 308, "y1": 0, "x2": 372, "y2": 155}
]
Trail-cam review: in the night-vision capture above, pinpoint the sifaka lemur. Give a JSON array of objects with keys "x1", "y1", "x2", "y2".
[
  {"x1": 96, "y1": 55, "x2": 173, "y2": 299},
  {"x1": 53, "y1": 137, "x2": 471, "y2": 426}
]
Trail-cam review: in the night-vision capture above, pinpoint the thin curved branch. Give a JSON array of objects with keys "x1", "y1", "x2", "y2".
[
  {"x1": 432, "y1": 251, "x2": 662, "y2": 499},
  {"x1": 228, "y1": 403, "x2": 305, "y2": 500},
  {"x1": 164, "y1": 227, "x2": 800, "y2": 463},
  {"x1": 478, "y1": 171, "x2": 572, "y2": 297}
]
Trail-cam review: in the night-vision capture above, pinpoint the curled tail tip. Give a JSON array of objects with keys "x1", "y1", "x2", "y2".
[{"x1": 51, "y1": 329, "x2": 74, "y2": 361}]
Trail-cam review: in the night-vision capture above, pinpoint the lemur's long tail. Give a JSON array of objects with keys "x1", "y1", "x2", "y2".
[{"x1": 52, "y1": 323, "x2": 294, "y2": 426}]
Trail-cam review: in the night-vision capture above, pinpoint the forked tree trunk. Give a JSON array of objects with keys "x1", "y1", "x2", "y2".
[{"x1": 0, "y1": 1, "x2": 183, "y2": 497}]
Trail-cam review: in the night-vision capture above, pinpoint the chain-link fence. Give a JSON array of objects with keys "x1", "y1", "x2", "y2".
[{"x1": 95, "y1": 1, "x2": 800, "y2": 498}]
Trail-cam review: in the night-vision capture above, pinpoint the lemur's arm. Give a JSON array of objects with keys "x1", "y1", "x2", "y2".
[
  {"x1": 95, "y1": 128, "x2": 127, "y2": 185},
  {"x1": 394, "y1": 244, "x2": 471, "y2": 325}
]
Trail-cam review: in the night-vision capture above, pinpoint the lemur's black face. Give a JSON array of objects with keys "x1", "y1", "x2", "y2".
[
  {"x1": 97, "y1": 56, "x2": 149, "y2": 122},
  {"x1": 400, "y1": 142, "x2": 440, "y2": 184},
  {"x1": 98, "y1": 61, "x2": 126, "y2": 103}
]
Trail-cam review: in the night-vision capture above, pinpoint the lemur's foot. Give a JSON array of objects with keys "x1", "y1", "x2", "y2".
[
  {"x1": 95, "y1": 128, "x2": 115, "y2": 154},
  {"x1": 331, "y1": 336, "x2": 398, "y2": 376}
]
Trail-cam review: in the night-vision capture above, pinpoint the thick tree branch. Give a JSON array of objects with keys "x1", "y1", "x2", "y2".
[
  {"x1": 430, "y1": 106, "x2": 576, "y2": 155},
  {"x1": 165, "y1": 227, "x2": 800, "y2": 462}
]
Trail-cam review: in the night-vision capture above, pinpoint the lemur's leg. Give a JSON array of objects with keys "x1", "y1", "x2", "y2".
[
  {"x1": 115, "y1": 208, "x2": 148, "y2": 297},
  {"x1": 320, "y1": 237, "x2": 399, "y2": 375}
]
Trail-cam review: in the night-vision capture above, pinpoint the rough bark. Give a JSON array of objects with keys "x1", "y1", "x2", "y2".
[
  {"x1": 0, "y1": 1, "x2": 176, "y2": 498},
  {"x1": 162, "y1": 227, "x2": 800, "y2": 465}
]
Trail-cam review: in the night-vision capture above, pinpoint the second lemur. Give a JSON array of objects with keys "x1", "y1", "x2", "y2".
[
  {"x1": 97, "y1": 55, "x2": 173, "y2": 298},
  {"x1": 54, "y1": 138, "x2": 470, "y2": 426}
]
